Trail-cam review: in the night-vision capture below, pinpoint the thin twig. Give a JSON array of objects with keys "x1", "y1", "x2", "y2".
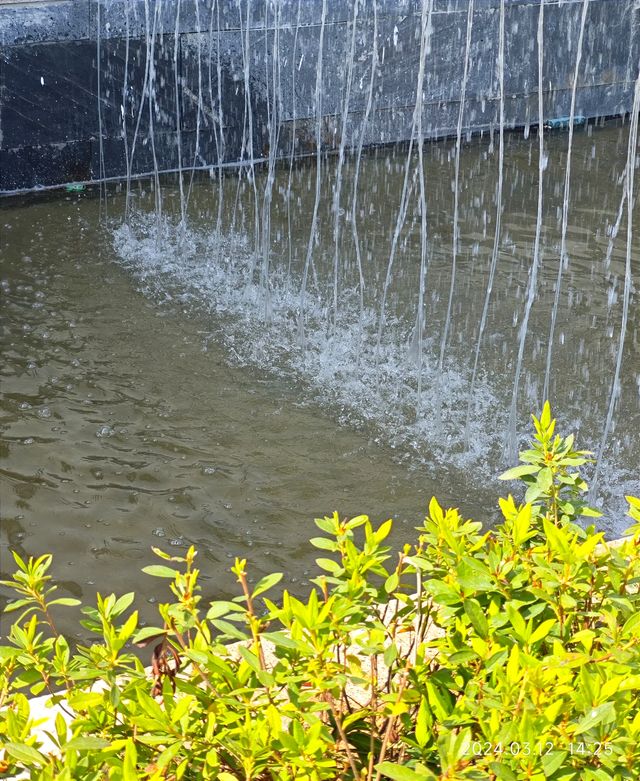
[
  {"x1": 172, "y1": 627, "x2": 220, "y2": 697},
  {"x1": 374, "y1": 668, "x2": 410, "y2": 781},
  {"x1": 327, "y1": 695, "x2": 361, "y2": 779},
  {"x1": 366, "y1": 654, "x2": 379, "y2": 781}
]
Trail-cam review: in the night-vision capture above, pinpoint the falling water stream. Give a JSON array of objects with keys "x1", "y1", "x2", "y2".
[{"x1": 1, "y1": 0, "x2": 639, "y2": 636}]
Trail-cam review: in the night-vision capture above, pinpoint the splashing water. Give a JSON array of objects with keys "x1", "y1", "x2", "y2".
[
  {"x1": 112, "y1": 212, "x2": 503, "y2": 475},
  {"x1": 103, "y1": 0, "x2": 639, "y2": 530}
]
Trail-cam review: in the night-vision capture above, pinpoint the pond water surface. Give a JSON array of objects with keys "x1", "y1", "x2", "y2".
[{"x1": 1, "y1": 121, "x2": 638, "y2": 634}]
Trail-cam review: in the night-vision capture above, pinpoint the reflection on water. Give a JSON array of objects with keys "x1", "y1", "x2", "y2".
[{"x1": 1, "y1": 122, "x2": 638, "y2": 635}]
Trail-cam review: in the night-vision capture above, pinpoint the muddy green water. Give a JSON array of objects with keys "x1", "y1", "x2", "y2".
[{"x1": 1, "y1": 122, "x2": 638, "y2": 635}]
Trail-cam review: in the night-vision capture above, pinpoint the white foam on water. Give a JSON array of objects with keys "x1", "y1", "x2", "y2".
[
  {"x1": 112, "y1": 215, "x2": 502, "y2": 465},
  {"x1": 111, "y1": 213, "x2": 638, "y2": 533}
]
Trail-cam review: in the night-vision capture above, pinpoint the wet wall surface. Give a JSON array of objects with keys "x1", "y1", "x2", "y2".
[{"x1": 1, "y1": 0, "x2": 639, "y2": 193}]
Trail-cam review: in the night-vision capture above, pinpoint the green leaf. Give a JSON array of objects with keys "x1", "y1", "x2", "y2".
[
  {"x1": 345, "y1": 514, "x2": 368, "y2": 530},
  {"x1": 384, "y1": 643, "x2": 398, "y2": 667},
  {"x1": 152, "y1": 546, "x2": 180, "y2": 560},
  {"x1": 621, "y1": 613, "x2": 640, "y2": 638},
  {"x1": 376, "y1": 762, "x2": 434, "y2": 781},
  {"x1": 5, "y1": 742, "x2": 46, "y2": 767},
  {"x1": 498, "y1": 465, "x2": 539, "y2": 481},
  {"x1": 489, "y1": 763, "x2": 517, "y2": 781},
  {"x1": 123, "y1": 739, "x2": 137, "y2": 781},
  {"x1": 155, "y1": 742, "x2": 183, "y2": 771},
  {"x1": 261, "y1": 631, "x2": 301, "y2": 650},
  {"x1": 463, "y1": 598, "x2": 489, "y2": 639},
  {"x1": 132, "y1": 626, "x2": 167, "y2": 645},
  {"x1": 537, "y1": 467, "x2": 553, "y2": 492},
  {"x1": 374, "y1": 519, "x2": 393, "y2": 543},
  {"x1": 113, "y1": 592, "x2": 136, "y2": 615},
  {"x1": 55, "y1": 712, "x2": 68, "y2": 745},
  {"x1": 3, "y1": 599, "x2": 34, "y2": 613},
  {"x1": 211, "y1": 620, "x2": 247, "y2": 641},
  {"x1": 541, "y1": 750, "x2": 569, "y2": 776},
  {"x1": 457, "y1": 557, "x2": 493, "y2": 592},
  {"x1": 429, "y1": 497, "x2": 444, "y2": 523},
  {"x1": 316, "y1": 557, "x2": 343, "y2": 575},
  {"x1": 543, "y1": 518, "x2": 571, "y2": 556},
  {"x1": 524, "y1": 484, "x2": 543, "y2": 504},
  {"x1": 385, "y1": 572, "x2": 399, "y2": 594},
  {"x1": 237, "y1": 646, "x2": 262, "y2": 673},
  {"x1": 448, "y1": 649, "x2": 477, "y2": 664},
  {"x1": 426, "y1": 680, "x2": 452, "y2": 720},
  {"x1": 309, "y1": 537, "x2": 337, "y2": 550},
  {"x1": 64, "y1": 736, "x2": 110, "y2": 752},
  {"x1": 574, "y1": 702, "x2": 616, "y2": 735},
  {"x1": 48, "y1": 597, "x2": 82, "y2": 607},
  {"x1": 584, "y1": 770, "x2": 613, "y2": 781},
  {"x1": 206, "y1": 601, "x2": 245, "y2": 620},
  {"x1": 141, "y1": 565, "x2": 178, "y2": 578},
  {"x1": 252, "y1": 572, "x2": 283, "y2": 599},
  {"x1": 559, "y1": 593, "x2": 577, "y2": 610},
  {"x1": 512, "y1": 503, "x2": 533, "y2": 544},
  {"x1": 11, "y1": 550, "x2": 27, "y2": 571},
  {"x1": 619, "y1": 675, "x2": 640, "y2": 692},
  {"x1": 314, "y1": 516, "x2": 337, "y2": 534},
  {"x1": 529, "y1": 618, "x2": 557, "y2": 645},
  {"x1": 423, "y1": 580, "x2": 462, "y2": 606},
  {"x1": 505, "y1": 602, "x2": 527, "y2": 640},
  {"x1": 415, "y1": 697, "x2": 430, "y2": 748}
]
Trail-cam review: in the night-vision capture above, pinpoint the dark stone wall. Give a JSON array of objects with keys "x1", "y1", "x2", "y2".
[{"x1": 1, "y1": 0, "x2": 638, "y2": 194}]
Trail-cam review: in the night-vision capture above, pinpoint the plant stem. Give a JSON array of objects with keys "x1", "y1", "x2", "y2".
[
  {"x1": 374, "y1": 667, "x2": 410, "y2": 781},
  {"x1": 327, "y1": 696, "x2": 360, "y2": 779}
]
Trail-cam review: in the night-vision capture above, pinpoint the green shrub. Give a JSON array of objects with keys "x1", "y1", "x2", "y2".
[{"x1": 1, "y1": 404, "x2": 639, "y2": 780}]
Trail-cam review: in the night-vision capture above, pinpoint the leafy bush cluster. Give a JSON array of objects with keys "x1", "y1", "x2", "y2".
[{"x1": 1, "y1": 404, "x2": 639, "y2": 780}]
